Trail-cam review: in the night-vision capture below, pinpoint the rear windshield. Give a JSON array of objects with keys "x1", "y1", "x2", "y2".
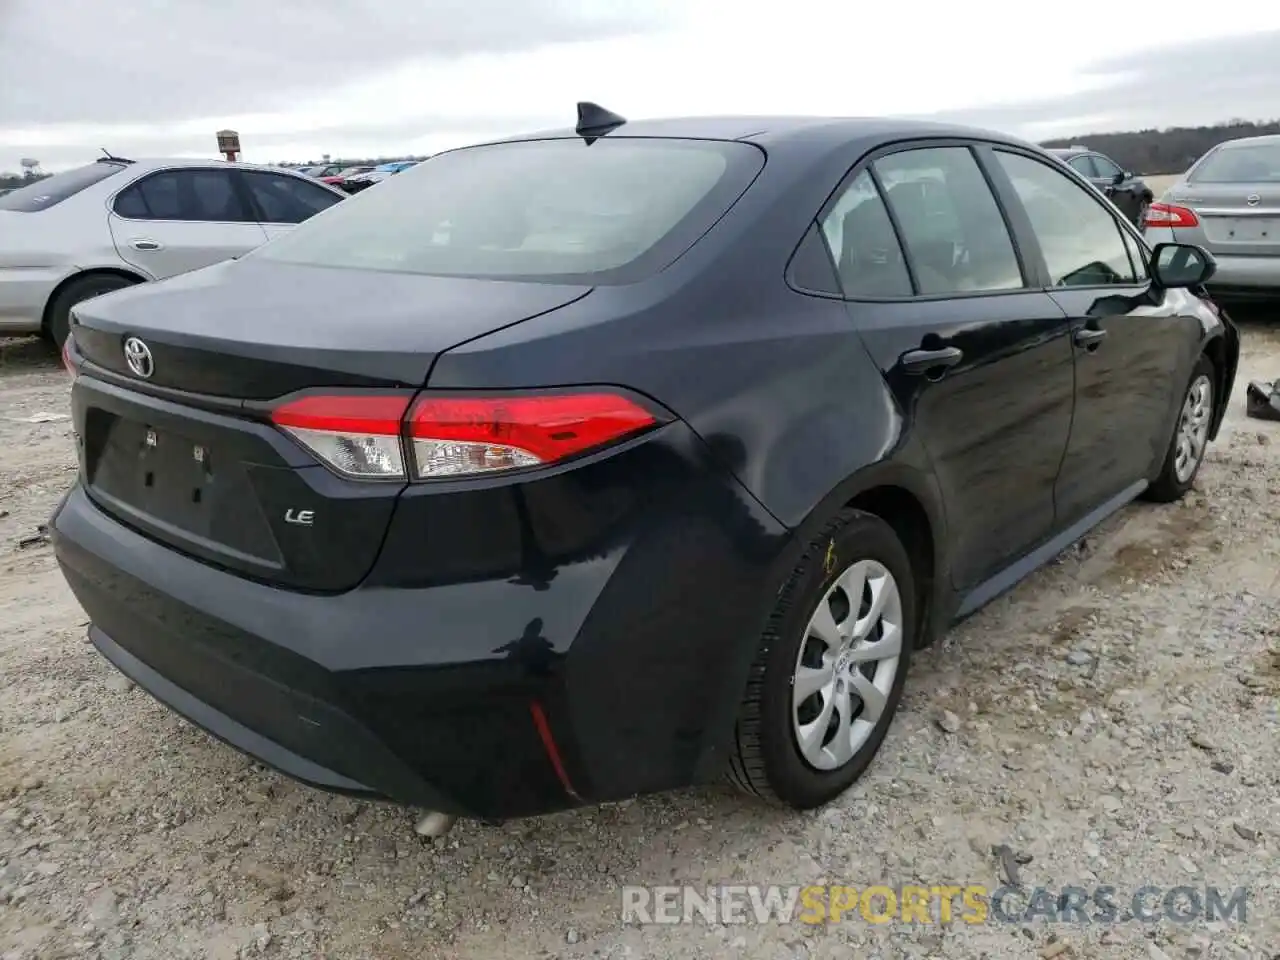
[
  {"x1": 0, "y1": 161, "x2": 129, "y2": 212},
  {"x1": 253, "y1": 137, "x2": 764, "y2": 283},
  {"x1": 1189, "y1": 142, "x2": 1280, "y2": 183}
]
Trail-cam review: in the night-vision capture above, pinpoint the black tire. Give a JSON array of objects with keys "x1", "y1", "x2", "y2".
[
  {"x1": 45, "y1": 273, "x2": 136, "y2": 349},
  {"x1": 1144, "y1": 354, "x2": 1216, "y2": 503},
  {"x1": 727, "y1": 508, "x2": 916, "y2": 809}
]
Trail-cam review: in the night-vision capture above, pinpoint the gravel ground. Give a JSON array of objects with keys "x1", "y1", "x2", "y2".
[{"x1": 1, "y1": 317, "x2": 1278, "y2": 960}]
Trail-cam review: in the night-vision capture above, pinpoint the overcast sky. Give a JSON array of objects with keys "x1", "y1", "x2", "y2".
[{"x1": 2, "y1": 0, "x2": 1280, "y2": 172}]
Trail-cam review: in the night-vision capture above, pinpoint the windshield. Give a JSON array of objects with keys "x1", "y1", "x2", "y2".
[
  {"x1": 254, "y1": 137, "x2": 764, "y2": 284},
  {"x1": 0, "y1": 161, "x2": 128, "y2": 212},
  {"x1": 1189, "y1": 141, "x2": 1280, "y2": 183}
]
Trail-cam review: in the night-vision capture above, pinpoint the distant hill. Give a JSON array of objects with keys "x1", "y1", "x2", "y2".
[
  {"x1": 1041, "y1": 119, "x2": 1280, "y2": 176},
  {"x1": 0, "y1": 172, "x2": 49, "y2": 191}
]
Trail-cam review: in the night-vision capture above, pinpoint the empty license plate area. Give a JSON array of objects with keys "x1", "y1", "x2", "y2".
[
  {"x1": 1203, "y1": 215, "x2": 1280, "y2": 244},
  {"x1": 89, "y1": 413, "x2": 219, "y2": 533}
]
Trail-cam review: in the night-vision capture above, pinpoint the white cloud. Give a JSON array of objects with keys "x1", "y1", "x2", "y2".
[{"x1": 4, "y1": 0, "x2": 1280, "y2": 170}]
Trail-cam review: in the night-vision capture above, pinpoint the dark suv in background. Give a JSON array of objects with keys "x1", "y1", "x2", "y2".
[{"x1": 1048, "y1": 146, "x2": 1154, "y2": 226}]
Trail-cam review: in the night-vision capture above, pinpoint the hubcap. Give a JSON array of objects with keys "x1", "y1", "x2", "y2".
[
  {"x1": 1174, "y1": 374, "x2": 1212, "y2": 484},
  {"x1": 791, "y1": 559, "x2": 903, "y2": 771}
]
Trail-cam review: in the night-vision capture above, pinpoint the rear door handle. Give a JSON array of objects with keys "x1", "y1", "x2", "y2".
[
  {"x1": 129, "y1": 239, "x2": 162, "y2": 251},
  {"x1": 1074, "y1": 327, "x2": 1108, "y2": 350},
  {"x1": 902, "y1": 346, "x2": 963, "y2": 375}
]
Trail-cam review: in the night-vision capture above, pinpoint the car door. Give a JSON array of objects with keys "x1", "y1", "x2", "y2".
[
  {"x1": 1089, "y1": 153, "x2": 1141, "y2": 222},
  {"x1": 239, "y1": 170, "x2": 344, "y2": 242},
  {"x1": 989, "y1": 148, "x2": 1201, "y2": 529},
  {"x1": 826, "y1": 143, "x2": 1076, "y2": 592},
  {"x1": 108, "y1": 167, "x2": 267, "y2": 279}
]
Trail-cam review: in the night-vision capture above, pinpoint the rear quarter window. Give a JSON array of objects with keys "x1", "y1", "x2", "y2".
[
  {"x1": 0, "y1": 161, "x2": 129, "y2": 212},
  {"x1": 254, "y1": 138, "x2": 765, "y2": 284}
]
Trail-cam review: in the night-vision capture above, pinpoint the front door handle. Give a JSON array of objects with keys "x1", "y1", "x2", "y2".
[
  {"x1": 902, "y1": 346, "x2": 963, "y2": 375},
  {"x1": 1074, "y1": 327, "x2": 1108, "y2": 351},
  {"x1": 129, "y1": 239, "x2": 162, "y2": 251}
]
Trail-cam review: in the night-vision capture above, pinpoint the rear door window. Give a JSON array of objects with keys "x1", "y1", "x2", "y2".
[
  {"x1": 819, "y1": 170, "x2": 913, "y2": 297},
  {"x1": 113, "y1": 168, "x2": 255, "y2": 222},
  {"x1": 0, "y1": 161, "x2": 129, "y2": 212},
  {"x1": 241, "y1": 171, "x2": 342, "y2": 224},
  {"x1": 254, "y1": 138, "x2": 765, "y2": 284},
  {"x1": 873, "y1": 146, "x2": 1026, "y2": 295}
]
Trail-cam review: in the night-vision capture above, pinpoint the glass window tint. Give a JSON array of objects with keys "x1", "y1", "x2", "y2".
[
  {"x1": 874, "y1": 147, "x2": 1025, "y2": 295},
  {"x1": 114, "y1": 168, "x2": 252, "y2": 222},
  {"x1": 1120, "y1": 228, "x2": 1150, "y2": 281},
  {"x1": 995, "y1": 151, "x2": 1138, "y2": 287},
  {"x1": 243, "y1": 171, "x2": 341, "y2": 224},
  {"x1": 1091, "y1": 154, "x2": 1123, "y2": 180},
  {"x1": 0, "y1": 161, "x2": 129, "y2": 212},
  {"x1": 1068, "y1": 155, "x2": 1098, "y2": 178},
  {"x1": 1189, "y1": 141, "x2": 1280, "y2": 183},
  {"x1": 255, "y1": 138, "x2": 762, "y2": 283},
  {"x1": 820, "y1": 170, "x2": 912, "y2": 297}
]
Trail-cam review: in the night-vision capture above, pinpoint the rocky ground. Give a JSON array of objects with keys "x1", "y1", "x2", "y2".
[{"x1": 1, "y1": 317, "x2": 1278, "y2": 960}]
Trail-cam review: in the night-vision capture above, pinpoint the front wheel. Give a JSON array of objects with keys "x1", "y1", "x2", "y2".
[
  {"x1": 727, "y1": 509, "x2": 916, "y2": 809},
  {"x1": 1145, "y1": 355, "x2": 1215, "y2": 503}
]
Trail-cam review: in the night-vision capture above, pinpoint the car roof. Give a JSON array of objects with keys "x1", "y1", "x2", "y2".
[
  {"x1": 98, "y1": 157, "x2": 314, "y2": 175},
  {"x1": 1212, "y1": 133, "x2": 1280, "y2": 148},
  {"x1": 473, "y1": 115, "x2": 1041, "y2": 157}
]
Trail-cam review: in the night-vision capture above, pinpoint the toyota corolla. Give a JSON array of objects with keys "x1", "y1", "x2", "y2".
[{"x1": 52, "y1": 105, "x2": 1238, "y2": 832}]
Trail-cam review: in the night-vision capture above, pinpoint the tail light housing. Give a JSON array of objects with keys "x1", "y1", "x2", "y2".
[
  {"x1": 1144, "y1": 202, "x2": 1199, "y2": 228},
  {"x1": 270, "y1": 389, "x2": 663, "y2": 481},
  {"x1": 61, "y1": 335, "x2": 77, "y2": 381}
]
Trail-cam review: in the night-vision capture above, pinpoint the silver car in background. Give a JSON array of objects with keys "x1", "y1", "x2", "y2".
[
  {"x1": 0, "y1": 157, "x2": 346, "y2": 346},
  {"x1": 1145, "y1": 134, "x2": 1280, "y2": 301}
]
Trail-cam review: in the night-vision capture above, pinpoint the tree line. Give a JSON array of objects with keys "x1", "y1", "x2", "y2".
[
  {"x1": 1041, "y1": 119, "x2": 1280, "y2": 174},
  {"x1": 5, "y1": 119, "x2": 1279, "y2": 190}
]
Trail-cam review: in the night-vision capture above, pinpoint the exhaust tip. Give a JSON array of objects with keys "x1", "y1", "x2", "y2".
[{"x1": 413, "y1": 811, "x2": 458, "y2": 838}]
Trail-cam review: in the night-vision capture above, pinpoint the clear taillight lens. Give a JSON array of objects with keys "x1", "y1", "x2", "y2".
[
  {"x1": 270, "y1": 394, "x2": 410, "y2": 480},
  {"x1": 406, "y1": 393, "x2": 659, "y2": 479}
]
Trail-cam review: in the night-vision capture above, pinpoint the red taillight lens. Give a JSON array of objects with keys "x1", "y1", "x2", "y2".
[
  {"x1": 270, "y1": 393, "x2": 411, "y2": 479},
  {"x1": 1144, "y1": 202, "x2": 1200, "y2": 228},
  {"x1": 61, "y1": 335, "x2": 76, "y2": 379},
  {"x1": 269, "y1": 389, "x2": 661, "y2": 481},
  {"x1": 407, "y1": 392, "x2": 659, "y2": 479}
]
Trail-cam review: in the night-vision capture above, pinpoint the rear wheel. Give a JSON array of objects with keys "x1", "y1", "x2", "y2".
[
  {"x1": 1145, "y1": 355, "x2": 1215, "y2": 503},
  {"x1": 727, "y1": 509, "x2": 915, "y2": 809},
  {"x1": 45, "y1": 273, "x2": 137, "y2": 349}
]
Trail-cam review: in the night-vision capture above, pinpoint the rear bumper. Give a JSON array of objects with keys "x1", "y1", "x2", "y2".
[
  {"x1": 0, "y1": 266, "x2": 62, "y2": 333},
  {"x1": 52, "y1": 422, "x2": 789, "y2": 819}
]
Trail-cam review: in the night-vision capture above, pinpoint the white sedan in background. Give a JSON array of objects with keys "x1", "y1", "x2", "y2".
[{"x1": 0, "y1": 157, "x2": 346, "y2": 347}]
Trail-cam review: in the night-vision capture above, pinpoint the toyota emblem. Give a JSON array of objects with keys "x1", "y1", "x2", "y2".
[
  {"x1": 123, "y1": 337, "x2": 154, "y2": 379},
  {"x1": 1247, "y1": 194, "x2": 1261, "y2": 206}
]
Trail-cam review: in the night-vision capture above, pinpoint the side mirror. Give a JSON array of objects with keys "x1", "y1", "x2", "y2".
[
  {"x1": 1151, "y1": 242, "x2": 1216, "y2": 288},
  {"x1": 1112, "y1": 171, "x2": 1126, "y2": 185}
]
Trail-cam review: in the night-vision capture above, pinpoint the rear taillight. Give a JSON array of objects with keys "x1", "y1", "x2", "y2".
[
  {"x1": 269, "y1": 390, "x2": 661, "y2": 481},
  {"x1": 407, "y1": 392, "x2": 658, "y2": 479},
  {"x1": 1144, "y1": 202, "x2": 1200, "y2": 228},
  {"x1": 270, "y1": 393, "x2": 411, "y2": 480},
  {"x1": 61, "y1": 336, "x2": 76, "y2": 380}
]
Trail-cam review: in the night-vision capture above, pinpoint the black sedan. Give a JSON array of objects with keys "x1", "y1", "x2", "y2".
[
  {"x1": 1046, "y1": 146, "x2": 1155, "y2": 226},
  {"x1": 53, "y1": 105, "x2": 1238, "y2": 830}
]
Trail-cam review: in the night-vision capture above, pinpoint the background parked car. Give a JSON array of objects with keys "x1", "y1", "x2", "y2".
[
  {"x1": 338, "y1": 160, "x2": 421, "y2": 194},
  {"x1": 1047, "y1": 145, "x2": 1154, "y2": 226},
  {"x1": 1144, "y1": 133, "x2": 1280, "y2": 302},
  {"x1": 320, "y1": 165, "x2": 374, "y2": 187},
  {"x1": 0, "y1": 156, "x2": 346, "y2": 346}
]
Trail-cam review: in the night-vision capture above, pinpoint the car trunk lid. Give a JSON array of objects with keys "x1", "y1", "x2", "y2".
[
  {"x1": 1167, "y1": 182, "x2": 1280, "y2": 257},
  {"x1": 68, "y1": 258, "x2": 591, "y2": 591}
]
